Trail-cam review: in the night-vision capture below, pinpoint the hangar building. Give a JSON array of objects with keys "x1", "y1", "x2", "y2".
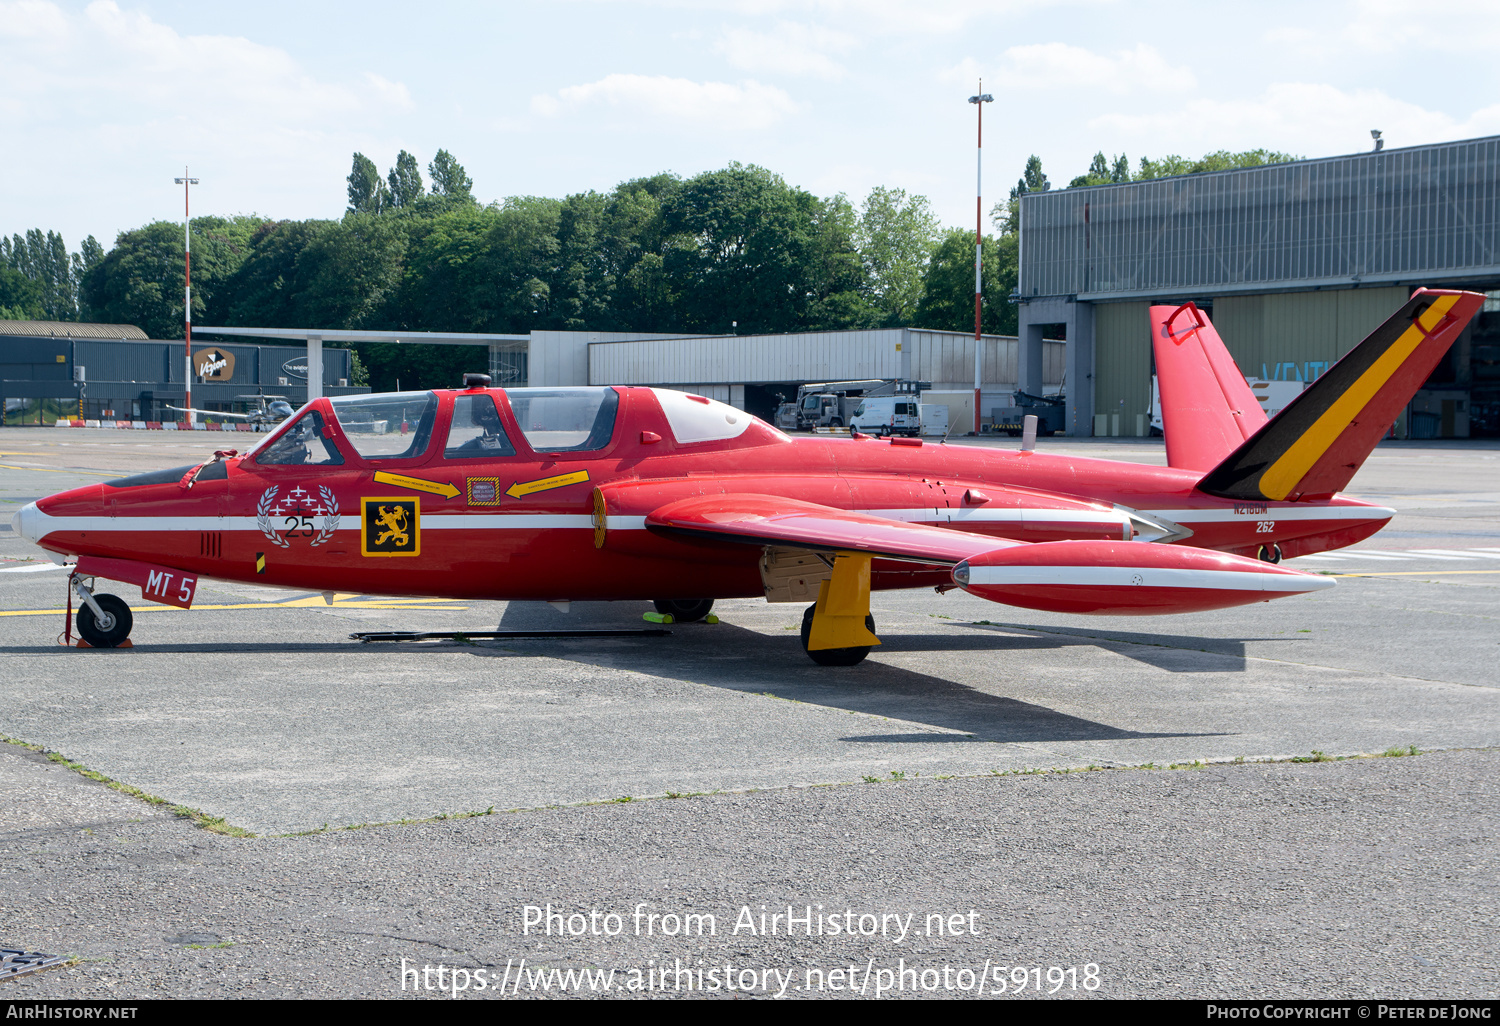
[
  {"x1": 1016, "y1": 133, "x2": 1500, "y2": 437},
  {"x1": 0, "y1": 320, "x2": 363, "y2": 424}
]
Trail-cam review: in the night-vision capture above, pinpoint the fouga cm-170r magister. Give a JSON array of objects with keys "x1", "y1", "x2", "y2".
[{"x1": 13, "y1": 289, "x2": 1481, "y2": 665}]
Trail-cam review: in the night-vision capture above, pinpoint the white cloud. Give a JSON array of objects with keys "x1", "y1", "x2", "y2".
[
  {"x1": 1345, "y1": 0, "x2": 1500, "y2": 52},
  {"x1": 995, "y1": 42, "x2": 1196, "y2": 94},
  {"x1": 531, "y1": 74, "x2": 799, "y2": 131},
  {"x1": 364, "y1": 73, "x2": 415, "y2": 112},
  {"x1": 0, "y1": 1, "x2": 412, "y2": 133},
  {"x1": 0, "y1": 0, "x2": 69, "y2": 41},
  {"x1": 1089, "y1": 82, "x2": 1500, "y2": 158},
  {"x1": 716, "y1": 21, "x2": 855, "y2": 79}
]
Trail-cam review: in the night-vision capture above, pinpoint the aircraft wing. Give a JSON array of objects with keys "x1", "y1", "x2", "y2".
[
  {"x1": 645, "y1": 493, "x2": 1334, "y2": 616},
  {"x1": 644, "y1": 493, "x2": 1018, "y2": 564},
  {"x1": 165, "y1": 405, "x2": 253, "y2": 421}
]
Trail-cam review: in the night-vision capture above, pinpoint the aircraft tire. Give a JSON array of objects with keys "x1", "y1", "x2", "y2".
[
  {"x1": 76, "y1": 593, "x2": 133, "y2": 648},
  {"x1": 1257, "y1": 544, "x2": 1283, "y2": 564},
  {"x1": 653, "y1": 598, "x2": 715, "y2": 622},
  {"x1": 800, "y1": 604, "x2": 874, "y2": 667}
]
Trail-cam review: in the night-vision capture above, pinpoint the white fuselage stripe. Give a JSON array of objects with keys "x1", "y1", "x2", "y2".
[
  {"x1": 1146, "y1": 506, "x2": 1395, "y2": 524},
  {"x1": 964, "y1": 565, "x2": 1336, "y2": 592},
  {"x1": 19, "y1": 501, "x2": 1387, "y2": 542},
  {"x1": 865, "y1": 507, "x2": 1127, "y2": 525}
]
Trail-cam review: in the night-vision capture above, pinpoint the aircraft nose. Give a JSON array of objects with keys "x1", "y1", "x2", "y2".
[{"x1": 12, "y1": 502, "x2": 39, "y2": 543}]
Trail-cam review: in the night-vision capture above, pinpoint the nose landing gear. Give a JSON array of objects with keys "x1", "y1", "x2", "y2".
[
  {"x1": 652, "y1": 598, "x2": 716, "y2": 623},
  {"x1": 69, "y1": 575, "x2": 134, "y2": 648},
  {"x1": 1257, "y1": 544, "x2": 1283, "y2": 564}
]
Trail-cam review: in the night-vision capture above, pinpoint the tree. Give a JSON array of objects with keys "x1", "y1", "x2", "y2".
[
  {"x1": 81, "y1": 216, "x2": 262, "y2": 338},
  {"x1": 347, "y1": 153, "x2": 389, "y2": 214},
  {"x1": 997, "y1": 155, "x2": 1050, "y2": 236},
  {"x1": 2, "y1": 229, "x2": 91, "y2": 320},
  {"x1": 428, "y1": 149, "x2": 473, "y2": 203},
  {"x1": 1069, "y1": 151, "x2": 1111, "y2": 188},
  {"x1": 290, "y1": 212, "x2": 408, "y2": 328},
  {"x1": 387, "y1": 150, "x2": 424, "y2": 209},
  {"x1": 855, "y1": 186, "x2": 942, "y2": 327},
  {"x1": 1133, "y1": 149, "x2": 1299, "y2": 180},
  {"x1": 218, "y1": 219, "x2": 334, "y2": 327},
  {"x1": 656, "y1": 163, "x2": 829, "y2": 334},
  {"x1": 0, "y1": 263, "x2": 43, "y2": 319},
  {"x1": 913, "y1": 227, "x2": 1016, "y2": 337}
]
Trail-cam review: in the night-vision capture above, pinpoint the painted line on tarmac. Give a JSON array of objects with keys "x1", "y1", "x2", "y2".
[
  {"x1": 0, "y1": 600, "x2": 470, "y2": 616},
  {"x1": 1327, "y1": 569, "x2": 1500, "y2": 577},
  {"x1": 0, "y1": 463, "x2": 127, "y2": 477}
]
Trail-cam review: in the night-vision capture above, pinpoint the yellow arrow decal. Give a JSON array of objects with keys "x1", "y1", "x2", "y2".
[
  {"x1": 371, "y1": 471, "x2": 460, "y2": 498},
  {"x1": 506, "y1": 470, "x2": 590, "y2": 499}
]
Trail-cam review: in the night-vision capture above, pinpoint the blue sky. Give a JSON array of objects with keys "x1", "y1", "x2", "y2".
[{"x1": 6, "y1": 0, "x2": 1499, "y2": 249}]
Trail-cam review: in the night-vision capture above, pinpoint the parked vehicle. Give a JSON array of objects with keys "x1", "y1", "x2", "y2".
[
  {"x1": 850, "y1": 396, "x2": 921, "y2": 436},
  {"x1": 919, "y1": 403, "x2": 950, "y2": 438}
]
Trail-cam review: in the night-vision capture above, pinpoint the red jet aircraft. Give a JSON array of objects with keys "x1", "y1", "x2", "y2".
[{"x1": 13, "y1": 288, "x2": 1481, "y2": 665}]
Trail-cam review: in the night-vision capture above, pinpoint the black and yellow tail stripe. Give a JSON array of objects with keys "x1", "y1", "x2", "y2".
[{"x1": 1199, "y1": 292, "x2": 1466, "y2": 502}]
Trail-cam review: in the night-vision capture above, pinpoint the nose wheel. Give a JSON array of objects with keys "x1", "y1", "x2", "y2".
[
  {"x1": 652, "y1": 598, "x2": 715, "y2": 623},
  {"x1": 70, "y1": 575, "x2": 134, "y2": 647},
  {"x1": 1257, "y1": 544, "x2": 1283, "y2": 564}
]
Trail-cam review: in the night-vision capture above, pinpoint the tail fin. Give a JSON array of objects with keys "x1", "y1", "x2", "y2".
[
  {"x1": 1197, "y1": 288, "x2": 1482, "y2": 502},
  {"x1": 1150, "y1": 302, "x2": 1267, "y2": 471}
]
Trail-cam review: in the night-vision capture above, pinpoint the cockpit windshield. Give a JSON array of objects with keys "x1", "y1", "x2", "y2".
[
  {"x1": 255, "y1": 409, "x2": 345, "y2": 467},
  {"x1": 329, "y1": 392, "x2": 439, "y2": 460},
  {"x1": 506, "y1": 387, "x2": 618, "y2": 452}
]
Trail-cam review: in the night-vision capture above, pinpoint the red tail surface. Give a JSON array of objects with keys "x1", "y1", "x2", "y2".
[
  {"x1": 1150, "y1": 302, "x2": 1267, "y2": 472},
  {"x1": 1197, "y1": 289, "x2": 1483, "y2": 502}
]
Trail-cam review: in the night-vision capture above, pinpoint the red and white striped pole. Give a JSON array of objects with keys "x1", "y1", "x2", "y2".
[
  {"x1": 174, "y1": 168, "x2": 199, "y2": 425},
  {"x1": 968, "y1": 85, "x2": 993, "y2": 435}
]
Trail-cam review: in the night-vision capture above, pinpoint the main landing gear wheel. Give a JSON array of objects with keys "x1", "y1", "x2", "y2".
[
  {"x1": 1257, "y1": 544, "x2": 1283, "y2": 564},
  {"x1": 800, "y1": 604, "x2": 875, "y2": 667},
  {"x1": 76, "y1": 593, "x2": 133, "y2": 648},
  {"x1": 653, "y1": 598, "x2": 715, "y2": 623}
]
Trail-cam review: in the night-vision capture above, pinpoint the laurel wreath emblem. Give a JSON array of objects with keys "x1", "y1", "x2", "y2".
[
  {"x1": 310, "y1": 485, "x2": 340, "y2": 546},
  {"x1": 256, "y1": 486, "x2": 290, "y2": 548}
]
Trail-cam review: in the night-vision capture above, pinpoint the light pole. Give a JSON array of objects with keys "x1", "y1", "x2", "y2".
[
  {"x1": 174, "y1": 169, "x2": 199, "y2": 425},
  {"x1": 968, "y1": 85, "x2": 993, "y2": 435}
]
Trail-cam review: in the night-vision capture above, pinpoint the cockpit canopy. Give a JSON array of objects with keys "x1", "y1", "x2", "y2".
[{"x1": 250, "y1": 386, "x2": 628, "y2": 466}]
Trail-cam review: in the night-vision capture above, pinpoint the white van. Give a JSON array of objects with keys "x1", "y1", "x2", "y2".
[{"x1": 850, "y1": 397, "x2": 921, "y2": 437}]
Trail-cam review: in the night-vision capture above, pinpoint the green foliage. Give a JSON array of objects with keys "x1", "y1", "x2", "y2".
[
  {"x1": 1, "y1": 229, "x2": 102, "y2": 320},
  {"x1": 856, "y1": 186, "x2": 943, "y2": 326},
  {"x1": 0, "y1": 263, "x2": 44, "y2": 319},
  {"x1": 1131, "y1": 149, "x2": 1300, "y2": 182},
  {"x1": 387, "y1": 150, "x2": 424, "y2": 209},
  {"x1": 997, "y1": 155, "x2": 1051, "y2": 236},
  {"x1": 347, "y1": 153, "x2": 389, "y2": 214},
  {"x1": 51, "y1": 154, "x2": 968, "y2": 389},
  {"x1": 913, "y1": 227, "x2": 1016, "y2": 336},
  {"x1": 79, "y1": 215, "x2": 261, "y2": 338},
  {"x1": 428, "y1": 149, "x2": 473, "y2": 203}
]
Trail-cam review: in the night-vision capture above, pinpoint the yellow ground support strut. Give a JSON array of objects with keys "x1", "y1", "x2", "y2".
[{"x1": 807, "y1": 551, "x2": 881, "y2": 651}]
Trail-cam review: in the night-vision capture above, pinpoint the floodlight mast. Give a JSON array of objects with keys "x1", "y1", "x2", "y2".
[
  {"x1": 968, "y1": 86, "x2": 994, "y2": 435},
  {"x1": 174, "y1": 169, "x2": 199, "y2": 425}
]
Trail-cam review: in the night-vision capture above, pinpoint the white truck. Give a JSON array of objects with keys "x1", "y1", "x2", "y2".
[{"x1": 849, "y1": 396, "x2": 921, "y2": 437}]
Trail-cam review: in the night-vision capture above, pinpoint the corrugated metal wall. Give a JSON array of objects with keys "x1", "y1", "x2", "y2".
[
  {"x1": 589, "y1": 330, "x2": 907, "y2": 385},
  {"x1": 1214, "y1": 286, "x2": 1409, "y2": 378},
  {"x1": 588, "y1": 330, "x2": 1065, "y2": 391},
  {"x1": 1021, "y1": 136, "x2": 1500, "y2": 300},
  {"x1": 1092, "y1": 302, "x2": 1153, "y2": 432}
]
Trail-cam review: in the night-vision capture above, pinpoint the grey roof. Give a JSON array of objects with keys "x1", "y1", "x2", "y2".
[{"x1": 0, "y1": 320, "x2": 149, "y2": 340}]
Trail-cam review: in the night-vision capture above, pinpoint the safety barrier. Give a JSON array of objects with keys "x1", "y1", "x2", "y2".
[{"x1": 45, "y1": 420, "x2": 265, "y2": 431}]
